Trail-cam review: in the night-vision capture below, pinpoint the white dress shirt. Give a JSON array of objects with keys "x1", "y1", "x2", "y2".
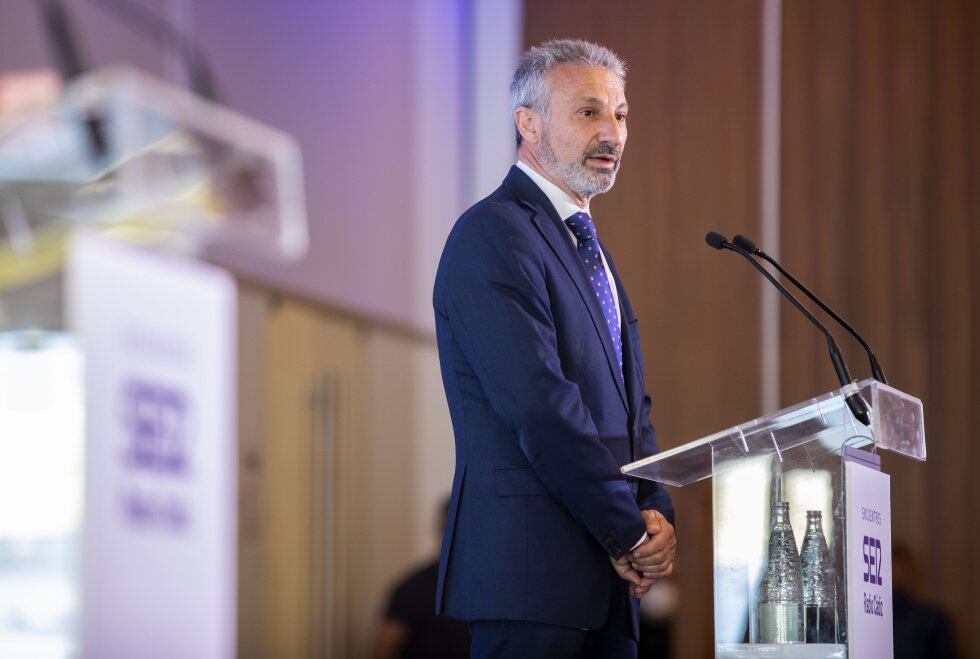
[
  {"x1": 516, "y1": 161, "x2": 647, "y2": 553},
  {"x1": 516, "y1": 161, "x2": 621, "y2": 327}
]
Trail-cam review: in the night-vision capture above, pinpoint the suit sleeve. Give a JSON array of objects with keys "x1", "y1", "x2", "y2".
[
  {"x1": 634, "y1": 393, "x2": 676, "y2": 527},
  {"x1": 442, "y1": 209, "x2": 646, "y2": 559}
]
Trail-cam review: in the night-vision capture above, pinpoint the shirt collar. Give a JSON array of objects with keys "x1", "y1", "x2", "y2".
[{"x1": 516, "y1": 160, "x2": 589, "y2": 220}]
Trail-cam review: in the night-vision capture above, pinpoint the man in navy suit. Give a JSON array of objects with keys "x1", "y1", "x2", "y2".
[{"x1": 433, "y1": 39, "x2": 676, "y2": 659}]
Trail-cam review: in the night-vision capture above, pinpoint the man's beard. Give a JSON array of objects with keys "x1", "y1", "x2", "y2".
[{"x1": 539, "y1": 129, "x2": 621, "y2": 199}]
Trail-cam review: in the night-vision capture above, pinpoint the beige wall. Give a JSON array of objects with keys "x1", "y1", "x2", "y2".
[{"x1": 237, "y1": 283, "x2": 452, "y2": 658}]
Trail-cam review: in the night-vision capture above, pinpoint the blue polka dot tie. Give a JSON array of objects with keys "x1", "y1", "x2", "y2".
[{"x1": 564, "y1": 212, "x2": 623, "y2": 378}]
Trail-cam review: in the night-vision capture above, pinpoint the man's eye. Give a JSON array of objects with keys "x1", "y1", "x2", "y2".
[
  {"x1": 580, "y1": 109, "x2": 595, "y2": 117},
  {"x1": 617, "y1": 114, "x2": 627, "y2": 122}
]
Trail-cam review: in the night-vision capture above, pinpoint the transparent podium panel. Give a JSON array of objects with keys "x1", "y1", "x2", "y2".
[
  {"x1": 0, "y1": 66, "x2": 307, "y2": 261},
  {"x1": 622, "y1": 379, "x2": 925, "y2": 658},
  {"x1": 713, "y1": 445, "x2": 847, "y2": 656},
  {"x1": 623, "y1": 380, "x2": 924, "y2": 487}
]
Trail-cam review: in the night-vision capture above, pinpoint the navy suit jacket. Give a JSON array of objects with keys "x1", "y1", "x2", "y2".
[{"x1": 433, "y1": 165, "x2": 674, "y2": 634}]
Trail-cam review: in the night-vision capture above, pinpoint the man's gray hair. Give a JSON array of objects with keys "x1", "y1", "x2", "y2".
[{"x1": 510, "y1": 39, "x2": 627, "y2": 148}]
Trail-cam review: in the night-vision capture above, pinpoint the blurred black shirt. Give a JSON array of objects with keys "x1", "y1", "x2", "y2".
[
  {"x1": 385, "y1": 560, "x2": 470, "y2": 659},
  {"x1": 893, "y1": 588, "x2": 956, "y2": 659}
]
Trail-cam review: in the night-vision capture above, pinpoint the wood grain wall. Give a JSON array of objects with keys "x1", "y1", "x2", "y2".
[
  {"x1": 524, "y1": 3, "x2": 763, "y2": 657},
  {"x1": 781, "y1": 1, "x2": 979, "y2": 655},
  {"x1": 524, "y1": 0, "x2": 978, "y2": 656}
]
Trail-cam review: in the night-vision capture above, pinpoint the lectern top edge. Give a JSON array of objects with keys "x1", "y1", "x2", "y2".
[{"x1": 622, "y1": 379, "x2": 926, "y2": 488}]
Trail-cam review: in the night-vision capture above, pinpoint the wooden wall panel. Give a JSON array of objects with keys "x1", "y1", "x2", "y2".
[
  {"x1": 781, "y1": 1, "x2": 980, "y2": 655},
  {"x1": 524, "y1": 3, "x2": 763, "y2": 657},
  {"x1": 236, "y1": 284, "x2": 452, "y2": 657},
  {"x1": 525, "y1": 1, "x2": 979, "y2": 656}
]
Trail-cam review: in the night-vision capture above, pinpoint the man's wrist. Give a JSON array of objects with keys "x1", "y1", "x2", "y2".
[{"x1": 630, "y1": 532, "x2": 648, "y2": 552}]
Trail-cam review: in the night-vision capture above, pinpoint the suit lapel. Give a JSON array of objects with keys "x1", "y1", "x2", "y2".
[{"x1": 502, "y1": 166, "x2": 629, "y2": 414}]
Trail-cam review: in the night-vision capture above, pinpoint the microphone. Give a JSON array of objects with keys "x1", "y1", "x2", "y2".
[
  {"x1": 39, "y1": 0, "x2": 219, "y2": 162},
  {"x1": 40, "y1": 0, "x2": 85, "y2": 80},
  {"x1": 40, "y1": 0, "x2": 218, "y2": 102},
  {"x1": 732, "y1": 234, "x2": 887, "y2": 384},
  {"x1": 39, "y1": 0, "x2": 107, "y2": 157},
  {"x1": 82, "y1": 0, "x2": 217, "y2": 101},
  {"x1": 705, "y1": 232, "x2": 871, "y2": 426}
]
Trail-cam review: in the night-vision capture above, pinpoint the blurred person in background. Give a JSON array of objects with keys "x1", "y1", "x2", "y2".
[
  {"x1": 433, "y1": 39, "x2": 675, "y2": 659},
  {"x1": 637, "y1": 579, "x2": 678, "y2": 658},
  {"x1": 892, "y1": 543, "x2": 956, "y2": 659},
  {"x1": 372, "y1": 498, "x2": 470, "y2": 659}
]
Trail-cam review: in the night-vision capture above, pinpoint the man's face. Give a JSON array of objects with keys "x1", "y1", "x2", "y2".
[{"x1": 536, "y1": 64, "x2": 628, "y2": 199}]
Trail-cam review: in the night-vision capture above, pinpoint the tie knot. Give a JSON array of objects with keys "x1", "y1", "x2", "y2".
[{"x1": 564, "y1": 212, "x2": 597, "y2": 245}]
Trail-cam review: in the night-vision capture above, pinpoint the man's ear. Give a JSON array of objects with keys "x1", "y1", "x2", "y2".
[{"x1": 515, "y1": 106, "x2": 540, "y2": 145}]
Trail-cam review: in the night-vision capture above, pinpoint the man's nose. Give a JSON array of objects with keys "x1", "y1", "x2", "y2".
[{"x1": 596, "y1": 113, "x2": 625, "y2": 149}]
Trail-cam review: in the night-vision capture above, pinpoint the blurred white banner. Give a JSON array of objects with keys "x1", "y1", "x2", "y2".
[
  {"x1": 68, "y1": 232, "x2": 237, "y2": 659},
  {"x1": 845, "y1": 460, "x2": 893, "y2": 659}
]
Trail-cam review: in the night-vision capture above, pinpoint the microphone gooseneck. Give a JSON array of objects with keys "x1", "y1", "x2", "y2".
[
  {"x1": 39, "y1": 0, "x2": 107, "y2": 158},
  {"x1": 705, "y1": 232, "x2": 871, "y2": 426},
  {"x1": 82, "y1": 0, "x2": 217, "y2": 101},
  {"x1": 732, "y1": 233, "x2": 887, "y2": 384}
]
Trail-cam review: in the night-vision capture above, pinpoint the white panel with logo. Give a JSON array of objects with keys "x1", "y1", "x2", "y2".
[
  {"x1": 69, "y1": 232, "x2": 237, "y2": 659},
  {"x1": 845, "y1": 460, "x2": 893, "y2": 659}
]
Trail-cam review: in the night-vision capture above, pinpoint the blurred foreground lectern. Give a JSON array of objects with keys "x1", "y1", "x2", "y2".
[
  {"x1": 0, "y1": 67, "x2": 310, "y2": 658},
  {"x1": 623, "y1": 379, "x2": 926, "y2": 659},
  {"x1": 0, "y1": 65, "x2": 307, "y2": 261}
]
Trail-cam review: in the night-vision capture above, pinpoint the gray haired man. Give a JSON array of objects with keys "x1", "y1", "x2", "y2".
[{"x1": 433, "y1": 39, "x2": 676, "y2": 659}]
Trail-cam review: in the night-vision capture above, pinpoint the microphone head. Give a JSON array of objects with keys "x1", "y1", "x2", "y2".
[
  {"x1": 733, "y1": 234, "x2": 758, "y2": 253},
  {"x1": 705, "y1": 231, "x2": 728, "y2": 250}
]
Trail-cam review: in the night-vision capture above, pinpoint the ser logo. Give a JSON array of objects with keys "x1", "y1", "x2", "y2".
[
  {"x1": 862, "y1": 535, "x2": 883, "y2": 586},
  {"x1": 121, "y1": 378, "x2": 191, "y2": 475}
]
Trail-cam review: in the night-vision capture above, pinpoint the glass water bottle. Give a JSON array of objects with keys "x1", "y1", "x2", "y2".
[
  {"x1": 758, "y1": 501, "x2": 804, "y2": 643},
  {"x1": 801, "y1": 510, "x2": 838, "y2": 643}
]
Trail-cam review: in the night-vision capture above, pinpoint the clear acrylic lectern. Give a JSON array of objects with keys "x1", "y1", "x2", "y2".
[
  {"x1": 0, "y1": 66, "x2": 308, "y2": 261},
  {"x1": 623, "y1": 379, "x2": 926, "y2": 659}
]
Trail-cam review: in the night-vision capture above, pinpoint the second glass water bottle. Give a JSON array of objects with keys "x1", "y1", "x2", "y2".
[{"x1": 801, "y1": 510, "x2": 838, "y2": 643}]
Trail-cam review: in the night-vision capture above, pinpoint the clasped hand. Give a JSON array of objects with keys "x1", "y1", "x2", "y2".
[{"x1": 609, "y1": 509, "x2": 676, "y2": 598}]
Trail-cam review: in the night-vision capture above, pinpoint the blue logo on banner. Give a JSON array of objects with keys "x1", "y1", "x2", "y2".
[
  {"x1": 863, "y1": 535, "x2": 883, "y2": 586},
  {"x1": 121, "y1": 378, "x2": 190, "y2": 475},
  {"x1": 118, "y1": 378, "x2": 192, "y2": 532}
]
